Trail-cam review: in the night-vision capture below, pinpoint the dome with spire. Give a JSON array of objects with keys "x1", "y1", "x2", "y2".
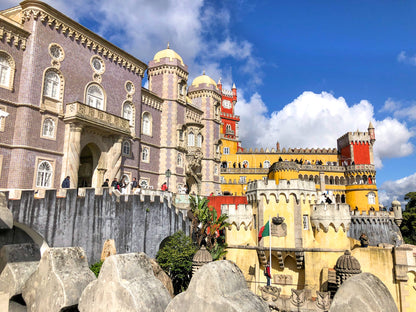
[
  {"x1": 191, "y1": 72, "x2": 217, "y2": 89},
  {"x1": 153, "y1": 43, "x2": 184, "y2": 65}
]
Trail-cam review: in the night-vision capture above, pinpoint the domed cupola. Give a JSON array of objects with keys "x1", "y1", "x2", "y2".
[
  {"x1": 192, "y1": 246, "x2": 213, "y2": 274},
  {"x1": 152, "y1": 43, "x2": 184, "y2": 65},
  {"x1": 334, "y1": 250, "x2": 361, "y2": 286},
  {"x1": 191, "y1": 71, "x2": 218, "y2": 90}
]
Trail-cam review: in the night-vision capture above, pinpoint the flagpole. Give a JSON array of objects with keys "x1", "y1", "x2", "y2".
[{"x1": 269, "y1": 215, "x2": 271, "y2": 282}]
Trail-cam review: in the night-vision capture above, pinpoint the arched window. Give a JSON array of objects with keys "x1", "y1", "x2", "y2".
[
  {"x1": 86, "y1": 84, "x2": 104, "y2": 110},
  {"x1": 42, "y1": 118, "x2": 55, "y2": 138},
  {"x1": 123, "y1": 102, "x2": 134, "y2": 127},
  {"x1": 142, "y1": 146, "x2": 149, "y2": 162},
  {"x1": 242, "y1": 160, "x2": 249, "y2": 168},
  {"x1": 188, "y1": 132, "x2": 195, "y2": 146},
  {"x1": 368, "y1": 192, "x2": 376, "y2": 205},
  {"x1": 0, "y1": 54, "x2": 11, "y2": 88},
  {"x1": 197, "y1": 134, "x2": 203, "y2": 147},
  {"x1": 43, "y1": 70, "x2": 60, "y2": 100},
  {"x1": 177, "y1": 153, "x2": 183, "y2": 166},
  {"x1": 263, "y1": 160, "x2": 271, "y2": 168},
  {"x1": 36, "y1": 161, "x2": 53, "y2": 188},
  {"x1": 226, "y1": 124, "x2": 232, "y2": 134},
  {"x1": 122, "y1": 141, "x2": 131, "y2": 156},
  {"x1": 142, "y1": 112, "x2": 152, "y2": 136}
]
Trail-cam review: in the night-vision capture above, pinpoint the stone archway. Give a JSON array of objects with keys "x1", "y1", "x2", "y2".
[{"x1": 78, "y1": 143, "x2": 103, "y2": 188}]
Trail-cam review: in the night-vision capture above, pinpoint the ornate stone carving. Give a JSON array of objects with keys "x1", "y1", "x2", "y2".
[
  {"x1": 290, "y1": 289, "x2": 306, "y2": 307},
  {"x1": 316, "y1": 291, "x2": 331, "y2": 311},
  {"x1": 273, "y1": 274, "x2": 293, "y2": 285},
  {"x1": 260, "y1": 285, "x2": 281, "y2": 302},
  {"x1": 271, "y1": 214, "x2": 287, "y2": 237}
]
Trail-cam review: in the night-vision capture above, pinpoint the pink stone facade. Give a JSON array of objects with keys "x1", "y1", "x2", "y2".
[{"x1": 0, "y1": 1, "x2": 226, "y2": 195}]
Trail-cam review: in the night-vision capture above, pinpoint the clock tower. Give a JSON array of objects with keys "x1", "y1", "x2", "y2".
[{"x1": 217, "y1": 79, "x2": 242, "y2": 158}]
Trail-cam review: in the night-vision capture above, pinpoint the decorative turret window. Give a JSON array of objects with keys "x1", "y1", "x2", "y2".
[
  {"x1": 197, "y1": 134, "x2": 203, "y2": 147},
  {"x1": 223, "y1": 147, "x2": 230, "y2": 155},
  {"x1": 141, "y1": 146, "x2": 150, "y2": 163},
  {"x1": 263, "y1": 160, "x2": 271, "y2": 168},
  {"x1": 188, "y1": 132, "x2": 195, "y2": 146},
  {"x1": 368, "y1": 192, "x2": 376, "y2": 205}
]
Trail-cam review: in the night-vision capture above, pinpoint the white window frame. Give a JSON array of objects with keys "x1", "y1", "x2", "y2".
[
  {"x1": 303, "y1": 215, "x2": 309, "y2": 230},
  {"x1": 368, "y1": 192, "x2": 376, "y2": 205},
  {"x1": 86, "y1": 84, "x2": 104, "y2": 110},
  {"x1": 223, "y1": 147, "x2": 230, "y2": 155},
  {"x1": 197, "y1": 134, "x2": 203, "y2": 147},
  {"x1": 142, "y1": 112, "x2": 152, "y2": 136},
  {"x1": 41, "y1": 117, "x2": 55, "y2": 139},
  {"x1": 141, "y1": 146, "x2": 150, "y2": 163},
  {"x1": 0, "y1": 105, "x2": 7, "y2": 132},
  {"x1": 35, "y1": 160, "x2": 54, "y2": 188},
  {"x1": 177, "y1": 153, "x2": 183, "y2": 167},
  {"x1": 43, "y1": 70, "x2": 60, "y2": 100},
  {"x1": 188, "y1": 132, "x2": 195, "y2": 147},
  {"x1": 123, "y1": 101, "x2": 134, "y2": 127},
  {"x1": 0, "y1": 54, "x2": 11, "y2": 88},
  {"x1": 263, "y1": 160, "x2": 271, "y2": 169},
  {"x1": 122, "y1": 141, "x2": 131, "y2": 156}
]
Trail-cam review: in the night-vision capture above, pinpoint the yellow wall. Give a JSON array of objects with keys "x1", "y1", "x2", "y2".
[{"x1": 345, "y1": 184, "x2": 379, "y2": 211}]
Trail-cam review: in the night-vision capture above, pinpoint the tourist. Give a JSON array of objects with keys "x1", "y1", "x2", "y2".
[
  {"x1": 61, "y1": 176, "x2": 70, "y2": 188},
  {"x1": 360, "y1": 233, "x2": 369, "y2": 247},
  {"x1": 131, "y1": 177, "x2": 138, "y2": 189},
  {"x1": 102, "y1": 179, "x2": 109, "y2": 187},
  {"x1": 264, "y1": 261, "x2": 271, "y2": 286},
  {"x1": 161, "y1": 182, "x2": 168, "y2": 191},
  {"x1": 111, "y1": 178, "x2": 120, "y2": 191}
]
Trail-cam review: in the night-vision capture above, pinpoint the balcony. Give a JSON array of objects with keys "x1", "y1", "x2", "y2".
[
  {"x1": 64, "y1": 101, "x2": 131, "y2": 136},
  {"x1": 221, "y1": 168, "x2": 269, "y2": 174}
]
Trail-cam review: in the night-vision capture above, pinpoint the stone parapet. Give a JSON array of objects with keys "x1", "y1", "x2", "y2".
[{"x1": 222, "y1": 203, "x2": 253, "y2": 230}]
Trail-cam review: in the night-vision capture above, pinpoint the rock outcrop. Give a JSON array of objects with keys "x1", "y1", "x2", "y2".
[
  {"x1": 329, "y1": 272, "x2": 398, "y2": 312},
  {"x1": 0, "y1": 244, "x2": 40, "y2": 299},
  {"x1": 165, "y1": 260, "x2": 269, "y2": 312},
  {"x1": 78, "y1": 253, "x2": 171, "y2": 312},
  {"x1": 22, "y1": 247, "x2": 95, "y2": 312},
  {"x1": 149, "y1": 258, "x2": 174, "y2": 298}
]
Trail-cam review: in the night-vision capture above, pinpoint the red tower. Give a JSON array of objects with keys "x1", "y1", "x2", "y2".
[{"x1": 218, "y1": 80, "x2": 240, "y2": 150}]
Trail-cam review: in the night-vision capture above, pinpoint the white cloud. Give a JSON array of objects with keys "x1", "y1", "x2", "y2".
[
  {"x1": 397, "y1": 51, "x2": 416, "y2": 66},
  {"x1": 379, "y1": 173, "x2": 416, "y2": 206},
  {"x1": 380, "y1": 99, "x2": 416, "y2": 122},
  {"x1": 236, "y1": 91, "x2": 414, "y2": 168},
  {"x1": 381, "y1": 98, "x2": 401, "y2": 112}
]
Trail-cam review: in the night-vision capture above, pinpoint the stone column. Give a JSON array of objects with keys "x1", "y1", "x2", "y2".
[
  {"x1": 319, "y1": 172, "x2": 325, "y2": 192},
  {"x1": 61, "y1": 123, "x2": 83, "y2": 188},
  {"x1": 106, "y1": 137, "x2": 123, "y2": 181}
]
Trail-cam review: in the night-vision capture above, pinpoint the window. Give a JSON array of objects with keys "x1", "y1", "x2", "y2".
[
  {"x1": 125, "y1": 81, "x2": 135, "y2": 95},
  {"x1": 123, "y1": 102, "x2": 134, "y2": 127},
  {"x1": 140, "y1": 179, "x2": 149, "y2": 188},
  {"x1": 197, "y1": 134, "x2": 203, "y2": 147},
  {"x1": 42, "y1": 118, "x2": 55, "y2": 138},
  {"x1": 91, "y1": 56, "x2": 105, "y2": 74},
  {"x1": 303, "y1": 215, "x2": 309, "y2": 230},
  {"x1": 223, "y1": 147, "x2": 230, "y2": 155},
  {"x1": 215, "y1": 166, "x2": 218, "y2": 175},
  {"x1": 178, "y1": 130, "x2": 184, "y2": 141},
  {"x1": 188, "y1": 132, "x2": 195, "y2": 146},
  {"x1": 43, "y1": 70, "x2": 60, "y2": 99},
  {"x1": 242, "y1": 160, "x2": 249, "y2": 168},
  {"x1": 226, "y1": 124, "x2": 232, "y2": 133},
  {"x1": 141, "y1": 146, "x2": 150, "y2": 162},
  {"x1": 0, "y1": 54, "x2": 11, "y2": 88},
  {"x1": 86, "y1": 84, "x2": 104, "y2": 110},
  {"x1": 177, "y1": 153, "x2": 183, "y2": 166},
  {"x1": 36, "y1": 161, "x2": 53, "y2": 188},
  {"x1": 0, "y1": 106, "x2": 7, "y2": 132},
  {"x1": 122, "y1": 141, "x2": 131, "y2": 156},
  {"x1": 142, "y1": 112, "x2": 152, "y2": 136},
  {"x1": 368, "y1": 192, "x2": 376, "y2": 205},
  {"x1": 263, "y1": 160, "x2": 271, "y2": 168},
  {"x1": 239, "y1": 176, "x2": 246, "y2": 184}
]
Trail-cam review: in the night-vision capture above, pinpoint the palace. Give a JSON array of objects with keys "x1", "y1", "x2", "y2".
[{"x1": 0, "y1": 0, "x2": 227, "y2": 195}]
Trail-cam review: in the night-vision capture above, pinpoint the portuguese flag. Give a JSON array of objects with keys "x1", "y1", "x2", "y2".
[{"x1": 258, "y1": 220, "x2": 270, "y2": 241}]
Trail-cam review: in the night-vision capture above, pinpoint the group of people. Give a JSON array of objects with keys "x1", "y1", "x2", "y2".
[{"x1": 106, "y1": 177, "x2": 140, "y2": 194}]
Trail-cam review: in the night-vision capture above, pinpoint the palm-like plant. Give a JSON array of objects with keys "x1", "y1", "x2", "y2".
[{"x1": 189, "y1": 195, "x2": 230, "y2": 260}]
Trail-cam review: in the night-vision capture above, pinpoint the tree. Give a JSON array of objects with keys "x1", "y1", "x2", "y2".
[
  {"x1": 156, "y1": 231, "x2": 197, "y2": 294},
  {"x1": 189, "y1": 195, "x2": 230, "y2": 260},
  {"x1": 400, "y1": 192, "x2": 416, "y2": 245}
]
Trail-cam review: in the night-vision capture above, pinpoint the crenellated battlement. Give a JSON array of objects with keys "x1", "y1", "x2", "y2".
[
  {"x1": 310, "y1": 203, "x2": 351, "y2": 232},
  {"x1": 238, "y1": 147, "x2": 337, "y2": 154},
  {"x1": 221, "y1": 203, "x2": 253, "y2": 230}
]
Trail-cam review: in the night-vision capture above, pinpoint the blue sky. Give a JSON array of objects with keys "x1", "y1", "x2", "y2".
[{"x1": 2, "y1": 0, "x2": 415, "y2": 205}]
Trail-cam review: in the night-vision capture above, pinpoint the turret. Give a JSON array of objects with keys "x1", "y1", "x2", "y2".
[
  {"x1": 368, "y1": 122, "x2": 375, "y2": 145},
  {"x1": 232, "y1": 83, "x2": 237, "y2": 102},
  {"x1": 391, "y1": 200, "x2": 403, "y2": 226}
]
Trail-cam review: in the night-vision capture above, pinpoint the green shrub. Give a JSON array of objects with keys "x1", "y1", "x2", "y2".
[{"x1": 90, "y1": 260, "x2": 104, "y2": 277}]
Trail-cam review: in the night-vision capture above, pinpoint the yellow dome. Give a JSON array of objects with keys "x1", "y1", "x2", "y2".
[
  {"x1": 191, "y1": 73, "x2": 217, "y2": 89},
  {"x1": 153, "y1": 45, "x2": 184, "y2": 65}
]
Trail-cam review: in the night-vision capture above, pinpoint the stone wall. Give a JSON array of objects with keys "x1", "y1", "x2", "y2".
[{"x1": 5, "y1": 188, "x2": 190, "y2": 263}]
